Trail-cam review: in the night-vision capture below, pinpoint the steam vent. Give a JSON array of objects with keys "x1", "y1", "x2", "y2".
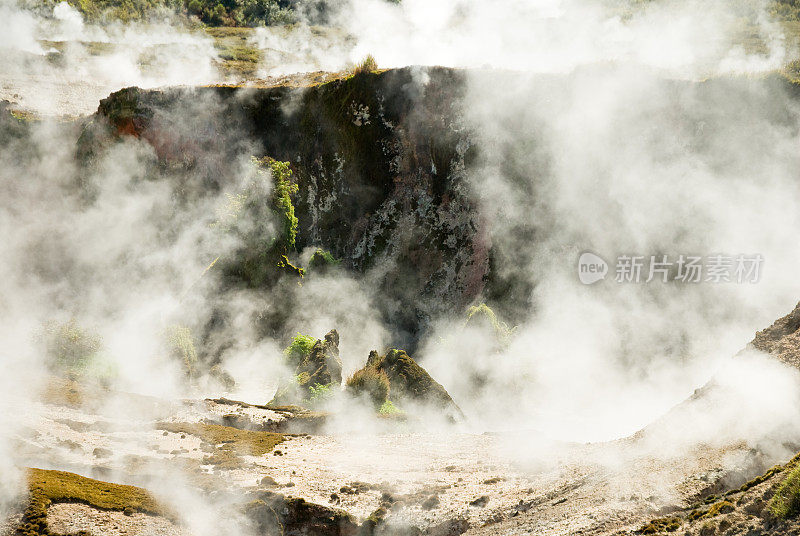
[{"x1": 6, "y1": 1, "x2": 800, "y2": 535}]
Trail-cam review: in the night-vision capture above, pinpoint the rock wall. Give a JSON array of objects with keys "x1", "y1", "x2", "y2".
[{"x1": 89, "y1": 67, "x2": 490, "y2": 343}]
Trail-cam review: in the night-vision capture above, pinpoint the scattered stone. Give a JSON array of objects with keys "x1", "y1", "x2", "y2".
[
  {"x1": 469, "y1": 496, "x2": 489, "y2": 508},
  {"x1": 426, "y1": 518, "x2": 469, "y2": 536}
]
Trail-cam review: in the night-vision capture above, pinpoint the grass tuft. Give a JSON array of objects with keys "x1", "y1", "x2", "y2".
[
  {"x1": 352, "y1": 54, "x2": 378, "y2": 75},
  {"x1": 770, "y1": 463, "x2": 800, "y2": 519}
]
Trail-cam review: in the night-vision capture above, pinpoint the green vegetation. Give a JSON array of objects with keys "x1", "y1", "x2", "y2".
[
  {"x1": 42, "y1": 319, "x2": 102, "y2": 373},
  {"x1": 219, "y1": 157, "x2": 303, "y2": 287},
  {"x1": 465, "y1": 303, "x2": 514, "y2": 342},
  {"x1": 640, "y1": 516, "x2": 682, "y2": 534},
  {"x1": 284, "y1": 333, "x2": 318, "y2": 366},
  {"x1": 19, "y1": 468, "x2": 166, "y2": 536},
  {"x1": 186, "y1": 0, "x2": 294, "y2": 26},
  {"x1": 703, "y1": 500, "x2": 734, "y2": 517},
  {"x1": 157, "y1": 422, "x2": 285, "y2": 468},
  {"x1": 40, "y1": 319, "x2": 116, "y2": 381},
  {"x1": 308, "y1": 248, "x2": 341, "y2": 271},
  {"x1": 308, "y1": 382, "x2": 333, "y2": 404},
  {"x1": 378, "y1": 399, "x2": 402, "y2": 415},
  {"x1": 346, "y1": 366, "x2": 390, "y2": 407},
  {"x1": 25, "y1": 0, "x2": 294, "y2": 26},
  {"x1": 770, "y1": 462, "x2": 800, "y2": 518},
  {"x1": 265, "y1": 159, "x2": 299, "y2": 251},
  {"x1": 165, "y1": 324, "x2": 198, "y2": 378},
  {"x1": 352, "y1": 54, "x2": 378, "y2": 75}
]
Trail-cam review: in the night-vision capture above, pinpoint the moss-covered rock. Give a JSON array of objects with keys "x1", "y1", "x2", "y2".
[
  {"x1": 156, "y1": 422, "x2": 285, "y2": 469},
  {"x1": 18, "y1": 468, "x2": 168, "y2": 536},
  {"x1": 353, "y1": 349, "x2": 462, "y2": 419},
  {"x1": 346, "y1": 366, "x2": 391, "y2": 407},
  {"x1": 243, "y1": 489, "x2": 357, "y2": 536},
  {"x1": 271, "y1": 329, "x2": 342, "y2": 406}
]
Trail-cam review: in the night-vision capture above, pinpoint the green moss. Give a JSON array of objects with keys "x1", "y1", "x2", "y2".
[
  {"x1": 308, "y1": 249, "x2": 341, "y2": 271},
  {"x1": 770, "y1": 462, "x2": 800, "y2": 519},
  {"x1": 465, "y1": 303, "x2": 514, "y2": 342},
  {"x1": 346, "y1": 367, "x2": 390, "y2": 407},
  {"x1": 284, "y1": 333, "x2": 318, "y2": 367},
  {"x1": 703, "y1": 500, "x2": 734, "y2": 518},
  {"x1": 257, "y1": 158, "x2": 299, "y2": 251},
  {"x1": 687, "y1": 508, "x2": 706, "y2": 521},
  {"x1": 728, "y1": 464, "x2": 785, "y2": 495},
  {"x1": 217, "y1": 157, "x2": 303, "y2": 287},
  {"x1": 20, "y1": 468, "x2": 167, "y2": 536},
  {"x1": 277, "y1": 254, "x2": 305, "y2": 278},
  {"x1": 156, "y1": 422, "x2": 285, "y2": 469},
  {"x1": 639, "y1": 516, "x2": 682, "y2": 534}
]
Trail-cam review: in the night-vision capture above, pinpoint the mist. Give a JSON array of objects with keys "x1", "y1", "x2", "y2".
[{"x1": 4, "y1": 0, "x2": 800, "y2": 534}]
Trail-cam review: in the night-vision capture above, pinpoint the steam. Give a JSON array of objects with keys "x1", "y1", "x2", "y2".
[
  {"x1": 3, "y1": 0, "x2": 800, "y2": 531},
  {"x1": 0, "y1": 2, "x2": 220, "y2": 115}
]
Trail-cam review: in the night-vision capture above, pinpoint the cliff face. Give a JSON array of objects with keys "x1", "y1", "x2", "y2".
[{"x1": 89, "y1": 67, "x2": 489, "y2": 343}]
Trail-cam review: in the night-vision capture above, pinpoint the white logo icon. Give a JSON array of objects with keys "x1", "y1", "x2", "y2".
[{"x1": 578, "y1": 252, "x2": 608, "y2": 285}]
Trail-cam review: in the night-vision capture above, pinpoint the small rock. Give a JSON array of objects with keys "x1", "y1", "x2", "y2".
[
  {"x1": 469, "y1": 496, "x2": 490, "y2": 508},
  {"x1": 93, "y1": 447, "x2": 112, "y2": 458},
  {"x1": 259, "y1": 476, "x2": 278, "y2": 487},
  {"x1": 422, "y1": 495, "x2": 440, "y2": 510}
]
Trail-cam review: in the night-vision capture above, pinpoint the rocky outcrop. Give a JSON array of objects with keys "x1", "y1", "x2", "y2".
[
  {"x1": 357, "y1": 348, "x2": 462, "y2": 419},
  {"x1": 750, "y1": 302, "x2": 800, "y2": 369},
  {"x1": 244, "y1": 490, "x2": 358, "y2": 536},
  {"x1": 294, "y1": 328, "x2": 342, "y2": 390},
  {"x1": 271, "y1": 329, "x2": 342, "y2": 406},
  {"x1": 86, "y1": 68, "x2": 490, "y2": 346},
  {"x1": 309, "y1": 330, "x2": 343, "y2": 385}
]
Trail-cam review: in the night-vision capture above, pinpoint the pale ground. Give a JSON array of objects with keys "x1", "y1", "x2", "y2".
[
  {"x1": 48, "y1": 503, "x2": 191, "y2": 536},
  {"x1": 5, "y1": 390, "x2": 779, "y2": 536}
]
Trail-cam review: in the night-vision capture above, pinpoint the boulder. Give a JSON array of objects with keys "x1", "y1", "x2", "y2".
[
  {"x1": 270, "y1": 329, "x2": 342, "y2": 406},
  {"x1": 354, "y1": 348, "x2": 462, "y2": 420}
]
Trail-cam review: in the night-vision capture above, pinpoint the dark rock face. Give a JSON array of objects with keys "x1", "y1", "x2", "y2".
[
  {"x1": 88, "y1": 68, "x2": 489, "y2": 345},
  {"x1": 750, "y1": 302, "x2": 800, "y2": 369}
]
